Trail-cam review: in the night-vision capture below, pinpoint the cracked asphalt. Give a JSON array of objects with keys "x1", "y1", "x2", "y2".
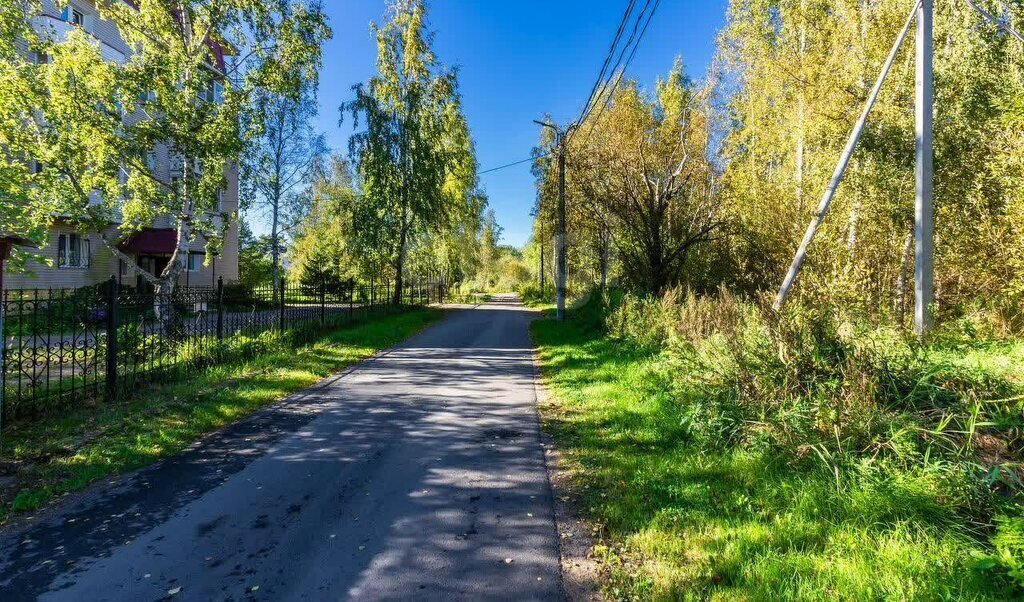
[{"x1": 0, "y1": 295, "x2": 563, "y2": 601}]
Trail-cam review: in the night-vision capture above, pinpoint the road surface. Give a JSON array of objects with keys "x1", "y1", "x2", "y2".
[{"x1": 0, "y1": 295, "x2": 563, "y2": 601}]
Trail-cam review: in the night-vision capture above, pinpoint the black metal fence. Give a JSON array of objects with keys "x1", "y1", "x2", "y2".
[{"x1": 1, "y1": 277, "x2": 446, "y2": 426}]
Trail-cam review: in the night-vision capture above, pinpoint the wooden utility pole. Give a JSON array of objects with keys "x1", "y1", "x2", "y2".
[
  {"x1": 915, "y1": 0, "x2": 934, "y2": 337},
  {"x1": 535, "y1": 120, "x2": 569, "y2": 321},
  {"x1": 539, "y1": 221, "x2": 545, "y2": 291}
]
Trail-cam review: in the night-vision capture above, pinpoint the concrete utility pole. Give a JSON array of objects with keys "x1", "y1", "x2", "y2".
[
  {"x1": 535, "y1": 120, "x2": 569, "y2": 321},
  {"x1": 915, "y1": 0, "x2": 934, "y2": 337},
  {"x1": 772, "y1": 0, "x2": 1022, "y2": 338}
]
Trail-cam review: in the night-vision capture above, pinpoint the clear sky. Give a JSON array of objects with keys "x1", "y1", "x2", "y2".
[{"x1": 312, "y1": 0, "x2": 729, "y2": 248}]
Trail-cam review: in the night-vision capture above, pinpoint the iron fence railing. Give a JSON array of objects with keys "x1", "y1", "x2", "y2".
[{"x1": 1, "y1": 277, "x2": 448, "y2": 426}]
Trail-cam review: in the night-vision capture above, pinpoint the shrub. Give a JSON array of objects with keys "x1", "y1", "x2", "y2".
[
  {"x1": 599, "y1": 287, "x2": 1023, "y2": 518},
  {"x1": 517, "y1": 282, "x2": 551, "y2": 306}
]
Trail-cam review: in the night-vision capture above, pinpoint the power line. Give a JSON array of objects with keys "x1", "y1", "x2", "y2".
[
  {"x1": 569, "y1": 0, "x2": 654, "y2": 145},
  {"x1": 477, "y1": 153, "x2": 548, "y2": 176},
  {"x1": 573, "y1": 0, "x2": 662, "y2": 149},
  {"x1": 573, "y1": 0, "x2": 640, "y2": 131}
]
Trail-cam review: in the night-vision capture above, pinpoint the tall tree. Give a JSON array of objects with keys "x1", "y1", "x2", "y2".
[
  {"x1": 343, "y1": 0, "x2": 468, "y2": 304},
  {"x1": 2, "y1": 0, "x2": 329, "y2": 326},
  {"x1": 237, "y1": 220, "x2": 274, "y2": 289},
  {"x1": 289, "y1": 155, "x2": 366, "y2": 283},
  {"x1": 561, "y1": 62, "x2": 723, "y2": 294},
  {"x1": 241, "y1": 68, "x2": 326, "y2": 296}
]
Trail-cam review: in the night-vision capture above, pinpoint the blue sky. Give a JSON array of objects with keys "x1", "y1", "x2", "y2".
[{"x1": 312, "y1": 0, "x2": 729, "y2": 247}]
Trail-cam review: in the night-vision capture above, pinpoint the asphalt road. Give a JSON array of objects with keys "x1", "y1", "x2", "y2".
[{"x1": 0, "y1": 295, "x2": 563, "y2": 601}]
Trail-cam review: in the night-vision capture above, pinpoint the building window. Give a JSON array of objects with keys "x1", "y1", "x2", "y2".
[
  {"x1": 57, "y1": 233, "x2": 91, "y2": 269},
  {"x1": 198, "y1": 81, "x2": 223, "y2": 104},
  {"x1": 187, "y1": 252, "x2": 205, "y2": 272},
  {"x1": 61, "y1": 4, "x2": 93, "y2": 32}
]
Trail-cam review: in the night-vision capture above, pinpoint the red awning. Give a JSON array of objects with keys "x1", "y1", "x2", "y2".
[{"x1": 118, "y1": 228, "x2": 177, "y2": 255}]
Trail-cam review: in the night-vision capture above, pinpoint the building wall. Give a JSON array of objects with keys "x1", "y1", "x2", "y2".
[
  {"x1": 5, "y1": 0, "x2": 241, "y2": 292},
  {"x1": 5, "y1": 224, "x2": 119, "y2": 290}
]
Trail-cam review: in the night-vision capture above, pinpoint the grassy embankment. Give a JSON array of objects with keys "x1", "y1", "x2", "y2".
[
  {"x1": 533, "y1": 292, "x2": 1024, "y2": 600},
  {"x1": 0, "y1": 308, "x2": 441, "y2": 523}
]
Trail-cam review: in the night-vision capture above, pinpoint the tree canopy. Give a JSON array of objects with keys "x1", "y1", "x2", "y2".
[
  {"x1": 342, "y1": 0, "x2": 484, "y2": 302},
  {"x1": 529, "y1": 0, "x2": 1024, "y2": 328}
]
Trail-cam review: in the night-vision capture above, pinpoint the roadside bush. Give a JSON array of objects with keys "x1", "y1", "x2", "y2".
[
  {"x1": 601, "y1": 287, "x2": 1024, "y2": 526},
  {"x1": 517, "y1": 282, "x2": 551, "y2": 306}
]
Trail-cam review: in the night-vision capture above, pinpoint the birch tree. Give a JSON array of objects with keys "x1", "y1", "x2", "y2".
[
  {"x1": 241, "y1": 75, "x2": 326, "y2": 296},
  {"x1": 343, "y1": 0, "x2": 469, "y2": 304}
]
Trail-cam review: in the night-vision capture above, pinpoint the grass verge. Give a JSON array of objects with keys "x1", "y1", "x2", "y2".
[
  {"x1": 532, "y1": 311, "x2": 1021, "y2": 600},
  {"x1": 0, "y1": 308, "x2": 441, "y2": 524}
]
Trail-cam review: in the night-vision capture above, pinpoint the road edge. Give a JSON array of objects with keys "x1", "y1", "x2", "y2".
[{"x1": 530, "y1": 323, "x2": 605, "y2": 602}]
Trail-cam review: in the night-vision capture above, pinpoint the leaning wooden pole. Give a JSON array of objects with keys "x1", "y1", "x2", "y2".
[{"x1": 773, "y1": 0, "x2": 922, "y2": 310}]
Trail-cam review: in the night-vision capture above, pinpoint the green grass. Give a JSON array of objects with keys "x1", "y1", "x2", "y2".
[
  {"x1": 532, "y1": 316, "x2": 1020, "y2": 601},
  {"x1": 0, "y1": 308, "x2": 441, "y2": 523}
]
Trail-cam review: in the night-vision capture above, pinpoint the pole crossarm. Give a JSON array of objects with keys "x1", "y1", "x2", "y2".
[
  {"x1": 773, "y1": 0, "x2": 923, "y2": 310},
  {"x1": 965, "y1": 0, "x2": 1024, "y2": 43}
]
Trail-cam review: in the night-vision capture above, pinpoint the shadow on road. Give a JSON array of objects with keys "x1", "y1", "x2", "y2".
[{"x1": 0, "y1": 300, "x2": 563, "y2": 601}]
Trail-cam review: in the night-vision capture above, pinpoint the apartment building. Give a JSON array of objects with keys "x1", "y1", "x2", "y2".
[{"x1": 5, "y1": 0, "x2": 240, "y2": 291}]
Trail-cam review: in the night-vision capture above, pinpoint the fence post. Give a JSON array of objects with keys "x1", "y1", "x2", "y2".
[
  {"x1": 320, "y1": 278, "x2": 326, "y2": 326},
  {"x1": 105, "y1": 276, "x2": 118, "y2": 401},
  {"x1": 349, "y1": 281, "x2": 354, "y2": 322},
  {"x1": 279, "y1": 277, "x2": 286, "y2": 333},
  {"x1": 216, "y1": 277, "x2": 225, "y2": 342}
]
